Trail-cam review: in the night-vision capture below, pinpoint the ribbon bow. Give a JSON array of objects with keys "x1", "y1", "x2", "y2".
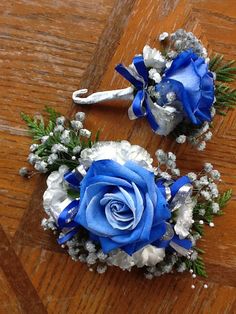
[
  {"x1": 156, "y1": 176, "x2": 193, "y2": 256},
  {"x1": 115, "y1": 56, "x2": 159, "y2": 132},
  {"x1": 56, "y1": 166, "x2": 87, "y2": 245}
]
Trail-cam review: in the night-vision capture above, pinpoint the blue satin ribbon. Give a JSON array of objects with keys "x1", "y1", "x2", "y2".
[
  {"x1": 64, "y1": 170, "x2": 83, "y2": 190},
  {"x1": 57, "y1": 199, "x2": 80, "y2": 245},
  {"x1": 155, "y1": 176, "x2": 193, "y2": 253},
  {"x1": 156, "y1": 176, "x2": 191, "y2": 200},
  {"x1": 56, "y1": 169, "x2": 86, "y2": 245},
  {"x1": 58, "y1": 228, "x2": 79, "y2": 245},
  {"x1": 57, "y1": 199, "x2": 80, "y2": 229},
  {"x1": 115, "y1": 56, "x2": 159, "y2": 132}
]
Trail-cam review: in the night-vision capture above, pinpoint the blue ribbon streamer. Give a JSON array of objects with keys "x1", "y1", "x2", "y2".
[
  {"x1": 169, "y1": 176, "x2": 191, "y2": 200},
  {"x1": 57, "y1": 199, "x2": 80, "y2": 229},
  {"x1": 64, "y1": 170, "x2": 84, "y2": 190},
  {"x1": 56, "y1": 169, "x2": 86, "y2": 244},
  {"x1": 155, "y1": 176, "x2": 193, "y2": 252},
  {"x1": 156, "y1": 176, "x2": 191, "y2": 199},
  {"x1": 115, "y1": 56, "x2": 159, "y2": 132},
  {"x1": 57, "y1": 199, "x2": 80, "y2": 245},
  {"x1": 58, "y1": 228, "x2": 79, "y2": 245}
]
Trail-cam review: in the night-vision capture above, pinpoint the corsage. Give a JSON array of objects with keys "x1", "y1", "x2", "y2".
[{"x1": 19, "y1": 108, "x2": 231, "y2": 286}]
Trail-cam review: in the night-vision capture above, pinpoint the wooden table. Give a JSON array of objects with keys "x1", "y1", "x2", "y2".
[{"x1": 0, "y1": 1, "x2": 236, "y2": 313}]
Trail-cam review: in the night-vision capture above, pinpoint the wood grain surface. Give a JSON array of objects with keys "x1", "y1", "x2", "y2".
[{"x1": 0, "y1": 0, "x2": 236, "y2": 313}]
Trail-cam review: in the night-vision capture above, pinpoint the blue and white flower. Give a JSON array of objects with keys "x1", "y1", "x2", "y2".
[
  {"x1": 156, "y1": 49, "x2": 214, "y2": 125},
  {"x1": 75, "y1": 158, "x2": 170, "y2": 255}
]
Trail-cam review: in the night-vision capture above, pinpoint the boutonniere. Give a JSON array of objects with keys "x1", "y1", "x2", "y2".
[{"x1": 73, "y1": 29, "x2": 236, "y2": 150}]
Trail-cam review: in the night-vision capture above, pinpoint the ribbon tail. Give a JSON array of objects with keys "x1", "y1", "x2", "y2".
[
  {"x1": 145, "y1": 94, "x2": 160, "y2": 132},
  {"x1": 58, "y1": 228, "x2": 79, "y2": 245},
  {"x1": 132, "y1": 55, "x2": 149, "y2": 83},
  {"x1": 128, "y1": 90, "x2": 146, "y2": 120},
  {"x1": 115, "y1": 63, "x2": 144, "y2": 89},
  {"x1": 169, "y1": 176, "x2": 193, "y2": 211},
  {"x1": 57, "y1": 199, "x2": 80, "y2": 229},
  {"x1": 56, "y1": 198, "x2": 80, "y2": 244},
  {"x1": 170, "y1": 235, "x2": 192, "y2": 256},
  {"x1": 169, "y1": 241, "x2": 191, "y2": 256},
  {"x1": 64, "y1": 165, "x2": 87, "y2": 190}
]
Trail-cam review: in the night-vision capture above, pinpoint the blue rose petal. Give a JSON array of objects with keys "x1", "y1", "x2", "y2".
[
  {"x1": 124, "y1": 161, "x2": 157, "y2": 206},
  {"x1": 152, "y1": 186, "x2": 171, "y2": 224},
  {"x1": 75, "y1": 159, "x2": 171, "y2": 255},
  {"x1": 156, "y1": 49, "x2": 214, "y2": 125},
  {"x1": 85, "y1": 191, "x2": 122, "y2": 237},
  {"x1": 122, "y1": 222, "x2": 167, "y2": 255},
  {"x1": 89, "y1": 159, "x2": 146, "y2": 189}
]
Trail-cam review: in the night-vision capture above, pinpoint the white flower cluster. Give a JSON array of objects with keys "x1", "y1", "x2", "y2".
[
  {"x1": 25, "y1": 111, "x2": 92, "y2": 173},
  {"x1": 155, "y1": 149, "x2": 180, "y2": 178},
  {"x1": 175, "y1": 121, "x2": 214, "y2": 150},
  {"x1": 167, "y1": 29, "x2": 208, "y2": 59},
  {"x1": 189, "y1": 163, "x2": 221, "y2": 204},
  {"x1": 43, "y1": 165, "x2": 69, "y2": 221},
  {"x1": 155, "y1": 149, "x2": 195, "y2": 239},
  {"x1": 79, "y1": 140, "x2": 154, "y2": 171},
  {"x1": 55, "y1": 233, "x2": 166, "y2": 274},
  {"x1": 143, "y1": 45, "x2": 166, "y2": 72}
]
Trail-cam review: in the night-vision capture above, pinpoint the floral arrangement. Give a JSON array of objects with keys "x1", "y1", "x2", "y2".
[
  {"x1": 72, "y1": 29, "x2": 236, "y2": 150},
  {"x1": 20, "y1": 108, "x2": 231, "y2": 286}
]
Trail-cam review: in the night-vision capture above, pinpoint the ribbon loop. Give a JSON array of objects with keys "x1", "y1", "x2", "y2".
[
  {"x1": 57, "y1": 199, "x2": 80, "y2": 229},
  {"x1": 56, "y1": 198, "x2": 80, "y2": 245},
  {"x1": 56, "y1": 166, "x2": 87, "y2": 245},
  {"x1": 132, "y1": 55, "x2": 149, "y2": 84},
  {"x1": 64, "y1": 165, "x2": 86, "y2": 190},
  {"x1": 156, "y1": 176, "x2": 193, "y2": 255},
  {"x1": 115, "y1": 56, "x2": 159, "y2": 132}
]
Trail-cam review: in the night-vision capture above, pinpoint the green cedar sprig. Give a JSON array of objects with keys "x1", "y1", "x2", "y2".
[
  {"x1": 21, "y1": 106, "x2": 60, "y2": 140},
  {"x1": 217, "y1": 189, "x2": 232, "y2": 209},
  {"x1": 209, "y1": 54, "x2": 236, "y2": 115},
  {"x1": 210, "y1": 54, "x2": 236, "y2": 82},
  {"x1": 187, "y1": 256, "x2": 207, "y2": 278},
  {"x1": 21, "y1": 106, "x2": 100, "y2": 172},
  {"x1": 214, "y1": 84, "x2": 236, "y2": 115}
]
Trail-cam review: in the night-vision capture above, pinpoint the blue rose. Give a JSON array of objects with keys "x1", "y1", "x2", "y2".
[
  {"x1": 155, "y1": 49, "x2": 214, "y2": 125},
  {"x1": 74, "y1": 159, "x2": 171, "y2": 255}
]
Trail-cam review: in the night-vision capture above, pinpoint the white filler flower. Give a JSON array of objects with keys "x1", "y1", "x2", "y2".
[
  {"x1": 143, "y1": 45, "x2": 166, "y2": 70},
  {"x1": 79, "y1": 140, "x2": 154, "y2": 171},
  {"x1": 174, "y1": 196, "x2": 196, "y2": 239},
  {"x1": 43, "y1": 165, "x2": 69, "y2": 222},
  {"x1": 107, "y1": 245, "x2": 165, "y2": 270},
  {"x1": 132, "y1": 245, "x2": 165, "y2": 267}
]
